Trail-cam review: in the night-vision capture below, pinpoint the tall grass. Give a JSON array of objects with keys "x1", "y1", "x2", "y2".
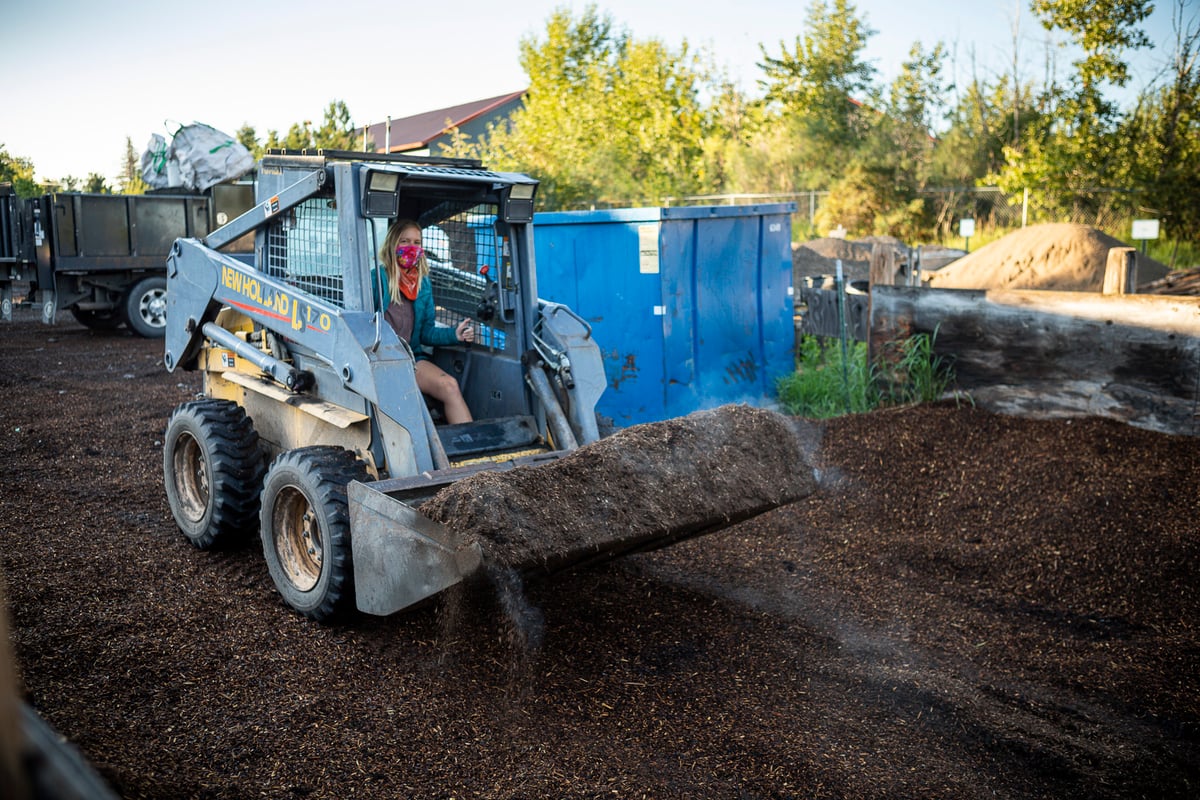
[
  {"x1": 776, "y1": 336, "x2": 878, "y2": 419},
  {"x1": 777, "y1": 330, "x2": 956, "y2": 418},
  {"x1": 874, "y1": 326, "x2": 955, "y2": 405}
]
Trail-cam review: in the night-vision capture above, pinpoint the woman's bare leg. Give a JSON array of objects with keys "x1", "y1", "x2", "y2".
[{"x1": 414, "y1": 360, "x2": 473, "y2": 424}]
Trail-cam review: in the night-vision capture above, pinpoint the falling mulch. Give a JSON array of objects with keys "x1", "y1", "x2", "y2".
[
  {"x1": 0, "y1": 311, "x2": 1197, "y2": 799},
  {"x1": 421, "y1": 405, "x2": 817, "y2": 571}
]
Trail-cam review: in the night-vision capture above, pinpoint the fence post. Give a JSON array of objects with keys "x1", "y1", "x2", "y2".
[
  {"x1": 1022, "y1": 188, "x2": 1029, "y2": 228},
  {"x1": 869, "y1": 243, "x2": 895, "y2": 286},
  {"x1": 1102, "y1": 247, "x2": 1138, "y2": 295}
]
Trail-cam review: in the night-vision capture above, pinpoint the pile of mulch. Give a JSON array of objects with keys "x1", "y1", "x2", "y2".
[
  {"x1": 0, "y1": 312, "x2": 1197, "y2": 799},
  {"x1": 421, "y1": 405, "x2": 817, "y2": 570},
  {"x1": 926, "y1": 223, "x2": 1172, "y2": 291}
]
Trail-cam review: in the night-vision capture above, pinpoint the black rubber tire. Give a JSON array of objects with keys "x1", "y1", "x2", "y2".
[
  {"x1": 259, "y1": 447, "x2": 368, "y2": 621},
  {"x1": 123, "y1": 276, "x2": 168, "y2": 338},
  {"x1": 163, "y1": 399, "x2": 265, "y2": 549},
  {"x1": 70, "y1": 307, "x2": 125, "y2": 331}
]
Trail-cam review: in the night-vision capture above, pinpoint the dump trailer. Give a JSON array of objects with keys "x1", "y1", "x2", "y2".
[
  {"x1": 162, "y1": 150, "x2": 807, "y2": 622},
  {"x1": 0, "y1": 182, "x2": 253, "y2": 336}
]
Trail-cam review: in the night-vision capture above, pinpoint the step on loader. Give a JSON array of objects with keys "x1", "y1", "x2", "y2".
[{"x1": 161, "y1": 151, "x2": 811, "y2": 622}]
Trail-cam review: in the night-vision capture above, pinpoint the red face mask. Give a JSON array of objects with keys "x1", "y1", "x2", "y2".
[
  {"x1": 395, "y1": 245, "x2": 423, "y2": 300},
  {"x1": 396, "y1": 245, "x2": 424, "y2": 271}
]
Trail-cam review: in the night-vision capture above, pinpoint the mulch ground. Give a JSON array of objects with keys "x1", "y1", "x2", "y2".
[{"x1": 0, "y1": 312, "x2": 1196, "y2": 799}]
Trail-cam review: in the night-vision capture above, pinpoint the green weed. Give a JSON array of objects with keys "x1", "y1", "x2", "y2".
[{"x1": 777, "y1": 329, "x2": 956, "y2": 418}]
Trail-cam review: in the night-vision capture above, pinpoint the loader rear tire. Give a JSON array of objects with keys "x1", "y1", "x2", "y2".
[
  {"x1": 163, "y1": 400, "x2": 265, "y2": 549},
  {"x1": 123, "y1": 276, "x2": 168, "y2": 338},
  {"x1": 259, "y1": 447, "x2": 368, "y2": 622}
]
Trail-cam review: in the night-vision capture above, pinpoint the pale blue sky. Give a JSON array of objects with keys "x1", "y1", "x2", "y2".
[{"x1": 1, "y1": 0, "x2": 1187, "y2": 183}]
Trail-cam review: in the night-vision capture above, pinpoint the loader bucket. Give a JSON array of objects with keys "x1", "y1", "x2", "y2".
[
  {"x1": 350, "y1": 404, "x2": 817, "y2": 617},
  {"x1": 348, "y1": 451, "x2": 568, "y2": 615},
  {"x1": 348, "y1": 480, "x2": 484, "y2": 616}
]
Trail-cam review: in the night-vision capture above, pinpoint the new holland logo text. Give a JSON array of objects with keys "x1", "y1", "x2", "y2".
[{"x1": 221, "y1": 265, "x2": 333, "y2": 333}]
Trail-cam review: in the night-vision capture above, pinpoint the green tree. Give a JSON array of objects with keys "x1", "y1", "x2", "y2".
[
  {"x1": 236, "y1": 123, "x2": 263, "y2": 160},
  {"x1": 313, "y1": 100, "x2": 359, "y2": 150},
  {"x1": 119, "y1": 136, "x2": 149, "y2": 194},
  {"x1": 84, "y1": 173, "x2": 110, "y2": 193},
  {"x1": 1120, "y1": 0, "x2": 1200, "y2": 248},
  {"x1": 0, "y1": 144, "x2": 38, "y2": 197},
  {"x1": 829, "y1": 41, "x2": 948, "y2": 237},
  {"x1": 262, "y1": 100, "x2": 360, "y2": 154},
  {"x1": 879, "y1": 42, "x2": 947, "y2": 183},
  {"x1": 749, "y1": 0, "x2": 877, "y2": 190},
  {"x1": 992, "y1": 0, "x2": 1155, "y2": 214},
  {"x1": 449, "y1": 5, "x2": 712, "y2": 209},
  {"x1": 814, "y1": 161, "x2": 926, "y2": 239},
  {"x1": 932, "y1": 73, "x2": 1041, "y2": 187}
]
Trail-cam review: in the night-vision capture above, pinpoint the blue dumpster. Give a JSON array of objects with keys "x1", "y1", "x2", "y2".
[{"x1": 534, "y1": 203, "x2": 796, "y2": 426}]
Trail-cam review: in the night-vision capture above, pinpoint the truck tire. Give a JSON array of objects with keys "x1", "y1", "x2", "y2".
[
  {"x1": 259, "y1": 447, "x2": 369, "y2": 621},
  {"x1": 163, "y1": 399, "x2": 265, "y2": 549},
  {"x1": 70, "y1": 308, "x2": 125, "y2": 331},
  {"x1": 123, "y1": 276, "x2": 168, "y2": 338}
]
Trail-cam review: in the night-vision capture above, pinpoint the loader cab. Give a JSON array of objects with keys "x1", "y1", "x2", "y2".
[
  {"x1": 165, "y1": 150, "x2": 602, "y2": 482},
  {"x1": 342, "y1": 160, "x2": 540, "y2": 426},
  {"x1": 242, "y1": 153, "x2": 549, "y2": 448}
]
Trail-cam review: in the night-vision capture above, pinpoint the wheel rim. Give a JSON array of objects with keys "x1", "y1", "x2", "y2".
[
  {"x1": 272, "y1": 486, "x2": 323, "y2": 592},
  {"x1": 139, "y1": 289, "x2": 168, "y2": 329},
  {"x1": 172, "y1": 432, "x2": 209, "y2": 524}
]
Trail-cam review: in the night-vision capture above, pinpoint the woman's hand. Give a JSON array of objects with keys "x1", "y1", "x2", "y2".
[{"x1": 455, "y1": 318, "x2": 475, "y2": 344}]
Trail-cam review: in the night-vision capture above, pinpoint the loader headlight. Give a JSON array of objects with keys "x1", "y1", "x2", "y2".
[
  {"x1": 363, "y1": 170, "x2": 400, "y2": 217},
  {"x1": 501, "y1": 182, "x2": 537, "y2": 223}
]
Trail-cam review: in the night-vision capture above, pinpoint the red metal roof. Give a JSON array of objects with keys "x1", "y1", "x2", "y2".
[{"x1": 360, "y1": 90, "x2": 526, "y2": 153}]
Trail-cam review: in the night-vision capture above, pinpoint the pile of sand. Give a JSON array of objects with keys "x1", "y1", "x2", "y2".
[{"x1": 926, "y1": 223, "x2": 1171, "y2": 292}]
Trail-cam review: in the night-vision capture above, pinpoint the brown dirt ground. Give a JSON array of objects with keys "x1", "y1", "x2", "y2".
[{"x1": 0, "y1": 311, "x2": 1197, "y2": 799}]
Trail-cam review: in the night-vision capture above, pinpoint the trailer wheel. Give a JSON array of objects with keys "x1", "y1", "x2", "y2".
[
  {"x1": 124, "y1": 276, "x2": 168, "y2": 338},
  {"x1": 70, "y1": 308, "x2": 125, "y2": 331},
  {"x1": 259, "y1": 447, "x2": 368, "y2": 621},
  {"x1": 163, "y1": 399, "x2": 265, "y2": 549}
]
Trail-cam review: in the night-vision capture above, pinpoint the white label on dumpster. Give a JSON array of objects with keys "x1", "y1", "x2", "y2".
[
  {"x1": 653, "y1": 305, "x2": 665, "y2": 315},
  {"x1": 638, "y1": 224, "x2": 660, "y2": 274},
  {"x1": 1132, "y1": 219, "x2": 1160, "y2": 240}
]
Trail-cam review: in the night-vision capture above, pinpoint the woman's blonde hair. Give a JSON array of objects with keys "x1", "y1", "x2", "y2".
[{"x1": 380, "y1": 218, "x2": 430, "y2": 302}]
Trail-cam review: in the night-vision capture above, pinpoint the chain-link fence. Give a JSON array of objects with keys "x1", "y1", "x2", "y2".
[{"x1": 644, "y1": 187, "x2": 1149, "y2": 242}]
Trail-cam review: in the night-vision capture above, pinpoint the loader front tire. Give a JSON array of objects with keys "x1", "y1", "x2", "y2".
[
  {"x1": 163, "y1": 400, "x2": 265, "y2": 549},
  {"x1": 259, "y1": 447, "x2": 368, "y2": 622}
]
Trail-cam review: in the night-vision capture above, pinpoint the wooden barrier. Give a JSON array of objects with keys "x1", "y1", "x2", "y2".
[
  {"x1": 796, "y1": 243, "x2": 1200, "y2": 436},
  {"x1": 868, "y1": 285, "x2": 1200, "y2": 436}
]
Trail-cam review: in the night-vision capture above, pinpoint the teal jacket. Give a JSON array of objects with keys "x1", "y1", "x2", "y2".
[{"x1": 372, "y1": 270, "x2": 459, "y2": 359}]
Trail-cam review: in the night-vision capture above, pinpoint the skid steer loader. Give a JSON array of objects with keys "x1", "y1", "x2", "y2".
[{"x1": 161, "y1": 151, "x2": 805, "y2": 622}]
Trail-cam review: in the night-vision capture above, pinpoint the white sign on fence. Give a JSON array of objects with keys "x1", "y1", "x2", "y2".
[
  {"x1": 959, "y1": 218, "x2": 976, "y2": 238},
  {"x1": 1131, "y1": 219, "x2": 1160, "y2": 241}
]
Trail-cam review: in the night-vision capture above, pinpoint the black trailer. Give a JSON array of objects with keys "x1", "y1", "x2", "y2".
[{"x1": 1, "y1": 182, "x2": 253, "y2": 337}]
